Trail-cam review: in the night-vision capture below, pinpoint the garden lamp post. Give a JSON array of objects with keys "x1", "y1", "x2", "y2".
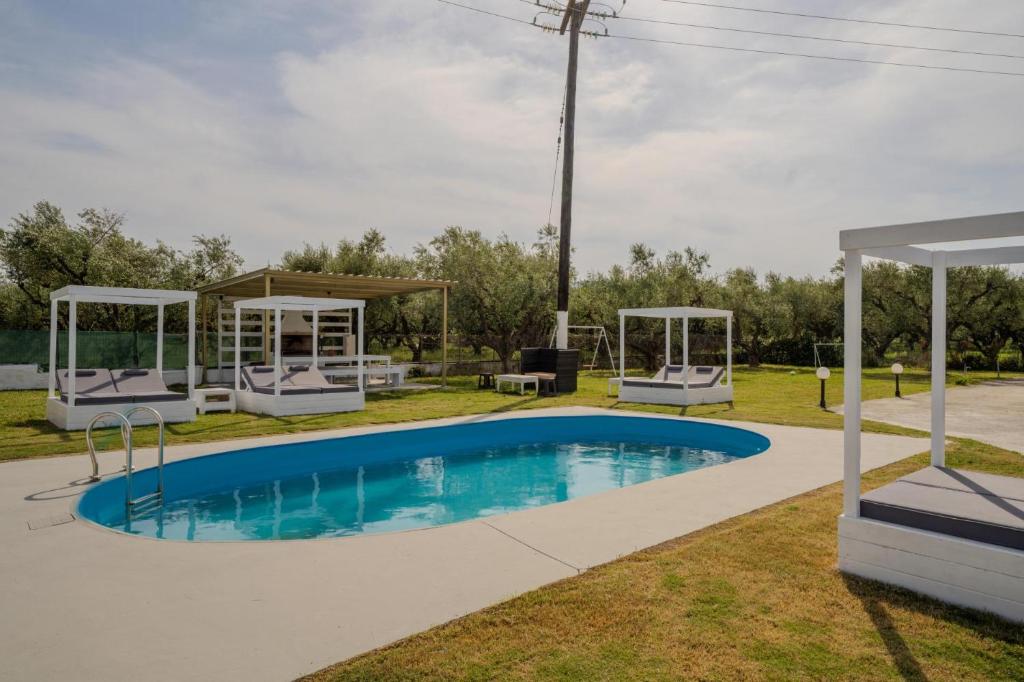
[
  {"x1": 891, "y1": 362, "x2": 904, "y2": 398},
  {"x1": 816, "y1": 366, "x2": 830, "y2": 409}
]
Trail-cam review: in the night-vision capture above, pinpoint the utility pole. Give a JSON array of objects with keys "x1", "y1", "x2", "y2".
[{"x1": 555, "y1": 0, "x2": 591, "y2": 350}]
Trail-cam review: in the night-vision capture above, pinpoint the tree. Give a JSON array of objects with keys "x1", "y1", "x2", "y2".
[
  {"x1": 0, "y1": 201, "x2": 243, "y2": 332},
  {"x1": 418, "y1": 226, "x2": 556, "y2": 372}
]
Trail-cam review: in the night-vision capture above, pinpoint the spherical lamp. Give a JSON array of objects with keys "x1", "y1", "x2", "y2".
[
  {"x1": 816, "y1": 366, "x2": 830, "y2": 409},
  {"x1": 891, "y1": 362, "x2": 904, "y2": 398}
]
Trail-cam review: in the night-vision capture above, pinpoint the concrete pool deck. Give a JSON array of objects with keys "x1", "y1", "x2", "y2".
[{"x1": 0, "y1": 407, "x2": 927, "y2": 681}]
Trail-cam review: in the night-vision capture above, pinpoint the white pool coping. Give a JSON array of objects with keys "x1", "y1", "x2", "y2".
[{"x1": 0, "y1": 407, "x2": 927, "y2": 681}]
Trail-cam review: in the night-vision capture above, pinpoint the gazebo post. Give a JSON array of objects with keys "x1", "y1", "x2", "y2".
[
  {"x1": 234, "y1": 306, "x2": 241, "y2": 392},
  {"x1": 357, "y1": 305, "x2": 364, "y2": 393},
  {"x1": 931, "y1": 251, "x2": 947, "y2": 467},
  {"x1": 312, "y1": 309, "x2": 319, "y2": 368},
  {"x1": 201, "y1": 295, "x2": 208, "y2": 382},
  {"x1": 48, "y1": 298, "x2": 58, "y2": 398},
  {"x1": 273, "y1": 307, "x2": 282, "y2": 398},
  {"x1": 683, "y1": 316, "x2": 689, "y2": 398},
  {"x1": 664, "y1": 317, "x2": 671, "y2": 366},
  {"x1": 187, "y1": 299, "x2": 196, "y2": 398},
  {"x1": 618, "y1": 313, "x2": 625, "y2": 385},
  {"x1": 843, "y1": 250, "x2": 863, "y2": 518},
  {"x1": 156, "y1": 303, "x2": 165, "y2": 379},
  {"x1": 726, "y1": 314, "x2": 732, "y2": 387},
  {"x1": 442, "y1": 287, "x2": 448, "y2": 388},
  {"x1": 67, "y1": 296, "x2": 77, "y2": 407}
]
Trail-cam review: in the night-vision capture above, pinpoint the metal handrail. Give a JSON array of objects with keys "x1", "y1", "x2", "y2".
[
  {"x1": 85, "y1": 412, "x2": 133, "y2": 484},
  {"x1": 122, "y1": 406, "x2": 165, "y2": 503},
  {"x1": 84, "y1": 407, "x2": 166, "y2": 512}
]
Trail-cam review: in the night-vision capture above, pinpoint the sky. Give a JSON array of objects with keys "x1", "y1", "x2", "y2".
[{"x1": 1, "y1": 0, "x2": 1022, "y2": 278}]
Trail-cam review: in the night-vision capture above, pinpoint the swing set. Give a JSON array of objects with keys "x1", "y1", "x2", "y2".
[{"x1": 548, "y1": 325, "x2": 616, "y2": 372}]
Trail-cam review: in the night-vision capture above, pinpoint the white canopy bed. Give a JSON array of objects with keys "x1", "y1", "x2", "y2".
[
  {"x1": 46, "y1": 286, "x2": 197, "y2": 430},
  {"x1": 233, "y1": 296, "x2": 366, "y2": 416},
  {"x1": 840, "y1": 210, "x2": 1024, "y2": 623},
  {"x1": 616, "y1": 307, "x2": 733, "y2": 406}
]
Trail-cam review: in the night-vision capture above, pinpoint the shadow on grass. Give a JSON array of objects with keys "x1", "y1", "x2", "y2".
[
  {"x1": 843, "y1": 574, "x2": 929, "y2": 682},
  {"x1": 843, "y1": 573, "x2": 1024, "y2": 680}
]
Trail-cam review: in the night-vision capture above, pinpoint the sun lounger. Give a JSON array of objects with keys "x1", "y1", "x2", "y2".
[
  {"x1": 111, "y1": 368, "x2": 188, "y2": 402},
  {"x1": 622, "y1": 365, "x2": 724, "y2": 390},
  {"x1": 241, "y1": 365, "x2": 358, "y2": 395},
  {"x1": 55, "y1": 369, "x2": 122, "y2": 405}
]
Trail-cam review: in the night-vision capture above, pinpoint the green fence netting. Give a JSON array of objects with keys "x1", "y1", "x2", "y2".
[{"x1": 0, "y1": 330, "x2": 214, "y2": 370}]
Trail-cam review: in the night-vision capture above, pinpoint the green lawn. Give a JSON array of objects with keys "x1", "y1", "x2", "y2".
[
  {"x1": 306, "y1": 439, "x2": 1024, "y2": 682},
  {"x1": 0, "y1": 365, "x2": 1009, "y2": 462}
]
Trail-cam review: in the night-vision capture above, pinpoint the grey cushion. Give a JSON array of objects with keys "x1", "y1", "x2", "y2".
[
  {"x1": 130, "y1": 391, "x2": 188, "y2": 403},
  {"x1": 59, "y1": 393, "x2": 125, "y2": 405},
  {"x1": 861, "y1": 467, "x2": 1024, "y2": 551},
  {"x1": 56, "y1": 369, "x2": 116, "y2": 395},
  {"x1": 112, "y1": 369, "x2": 174, "y2": 395}
]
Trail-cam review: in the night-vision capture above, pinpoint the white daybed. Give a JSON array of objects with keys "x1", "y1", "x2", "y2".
[
  {"x1": 233, "y1": 296, "x2": 365, "y2": 416},
  {"x1": 616, "y1": 307, "x2": 733, "y2": 406},
  {"x1": 46, "y1": 286, "x2": 197, "y2": 430},
  {"x1": 840, "y1": 210, "x2": 1024, "y2": 623}
]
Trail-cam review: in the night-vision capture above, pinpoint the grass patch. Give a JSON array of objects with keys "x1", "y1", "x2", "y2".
[
  {"x1": 305, "y1": 439, "x2": 1024, "y2": 681},
  {"x1": 0, "y1": 364, "x2": 1003, "y2": 462}
]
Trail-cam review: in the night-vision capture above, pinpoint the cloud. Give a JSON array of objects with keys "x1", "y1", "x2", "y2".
[{"x1": 0, "y1": 0, "x2": 1021, "y2": 279}]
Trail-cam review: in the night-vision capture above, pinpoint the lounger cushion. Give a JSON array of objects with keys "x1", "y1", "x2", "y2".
[
  {"x1": 56, "y1": 369, "x2": 117, "y2": 395},
  {"x1": 861, "y1": 467, "x2": 1024, "y2": 551},
  {"x1": 130, "y1": 391, "x2": 189, "y2": 403},
  {"x1": 251, "y1": 386, "x2": 322, "y2": 396},
  {"x1": 112, "y1": 368, "x2": 171, "y2": 392},
  {"x1": 59, "y1": 393, "x2": 125, "y2": 405}
]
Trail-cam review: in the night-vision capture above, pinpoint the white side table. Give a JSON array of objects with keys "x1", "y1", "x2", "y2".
[
  {"x1": 607, "y1": 377, "x2": 621, "y2": 397},
  {"x1": 195, "y1": 387, "x2": 236, "y2": 415},
  {"x1": 496, "y1": 374, "x2": 539, "y2": 395}
]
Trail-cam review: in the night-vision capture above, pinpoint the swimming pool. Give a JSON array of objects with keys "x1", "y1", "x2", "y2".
[{"x1": 77, "y1": 415, "x2": 770, "y2": 541}]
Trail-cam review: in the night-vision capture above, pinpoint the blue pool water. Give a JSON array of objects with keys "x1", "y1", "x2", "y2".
[{"x1": 77, "y1": 416, "x2": 770, "y2": 541}]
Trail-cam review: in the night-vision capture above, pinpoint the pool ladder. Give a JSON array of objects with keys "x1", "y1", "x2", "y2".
[{"x1": 86, "y1": 406, "x2": 165, "y2": 517}]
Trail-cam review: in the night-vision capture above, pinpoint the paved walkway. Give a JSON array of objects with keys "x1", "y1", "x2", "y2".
[
  {"x1": 840, "y1": 380, "x2": 1024, "y2": 454},
  {"x1": 0, "y1": 408, "x2": 927, "y2": 681}
]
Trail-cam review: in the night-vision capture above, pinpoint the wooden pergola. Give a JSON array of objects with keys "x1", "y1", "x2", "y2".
[{"x1": 198, "y1": 269, "x2": 453, "y2": 384}]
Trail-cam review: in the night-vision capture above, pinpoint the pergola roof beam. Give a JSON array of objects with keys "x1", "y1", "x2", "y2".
[
  {"x1": 840, "y1": 211, "x2": 1024, "y2": 251},
  {"x1": 618, "y1": 306, "x2": 732, "y2": 319}
]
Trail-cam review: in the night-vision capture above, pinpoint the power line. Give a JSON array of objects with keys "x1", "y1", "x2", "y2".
[
  {"x1": 434, "y1": 0, "x2": 535, "y2": 26},
  {"x1": 613, "y1": 14, "x2": 1024, "y2": 60},
  {"x1": 606, "y1": 32, "x2": 1024, "y2": 77},
  {"x1": 658, "y1": 0, "x2": 1024, "y2": 40},
  {"x1": 432, "y1": 0, "x2": 1024, "y2": 77}
]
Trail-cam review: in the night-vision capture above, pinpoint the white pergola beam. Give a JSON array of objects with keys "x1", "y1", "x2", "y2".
[
  {"x1": 861, "y1": 245, "x2": 933, "y2": 267},
  {"x1": 619, "y1": 306, "x2": 731, "y2": 319},
  {"x1": 947, "y1": 245, "x2": 1024, "y2": 267},
  {"x1": 840, "y1": 211, "x2": 1024, "y2": 250},
  {"x1": 50, "y1": 285, "x2": 197, "y2": 304}
]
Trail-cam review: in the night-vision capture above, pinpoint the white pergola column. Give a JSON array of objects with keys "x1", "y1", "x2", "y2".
[
  {"x1": 217, "y1": 298, "x2": 225, "y2": 380},
  {"x1": 664, "y1": 317, "x2": 671, "y2": 366},
  {"x1": 67, "y1": 296, "x2": 77, "y2": 407},
  {"x1": 931, "y1": 250, "x2": 947, "y2": 467},
  {"x1": 312, "y1": 309, "x2": 319, "y2": 368},
  {"x1": 682, "y1": 316, "x2": 689, "y2": 396},
  {"x1": 187, "y1": 299, "x2": 196, "y2": 398},
  {"x1": 274, "y1": 307, "x2": 282, "y2": 397},
  {"x1": 619, "y1": 313, "x2": 626, "y2": 384},
  {"x1": 156, "y1": 303, "x2": 165, "y2": 379},
  {"x1": 234, "y1": 307, "x2": 241, "y2": 392},
  {"x1": 843, "y1": 250, "x2": 862, "y2": 517},
  {"x1": 48, "y1": 299, "x2": 58, "y2": 398},
  {"x1": 356, "y1": 306, "x2": 364, "y2": 392},
  {"x1": 726, "y1": 314, "x2": 733, "y2": 386}
]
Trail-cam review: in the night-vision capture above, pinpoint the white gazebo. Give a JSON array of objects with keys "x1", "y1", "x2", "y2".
[
  {"x1": 233, "y1": 296, "x2": 366, "y2": 416},
  {"x1": 616, "y1": 307, "x2": 733, "y2": 406},
  {"x1": 840, "y1": 211, "x2": 1024, "y2": 623},
  {"x1": 47, "y1": 286, "x2": 197, "y2": 430}
]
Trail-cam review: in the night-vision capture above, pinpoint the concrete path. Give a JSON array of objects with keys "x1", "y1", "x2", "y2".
[
  {"x1": 0, "y1": 408, "x2": 927, "y2": 681},
  {"x1": 840, "y1": 380, "x2": 1024, "y2": 454}
]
